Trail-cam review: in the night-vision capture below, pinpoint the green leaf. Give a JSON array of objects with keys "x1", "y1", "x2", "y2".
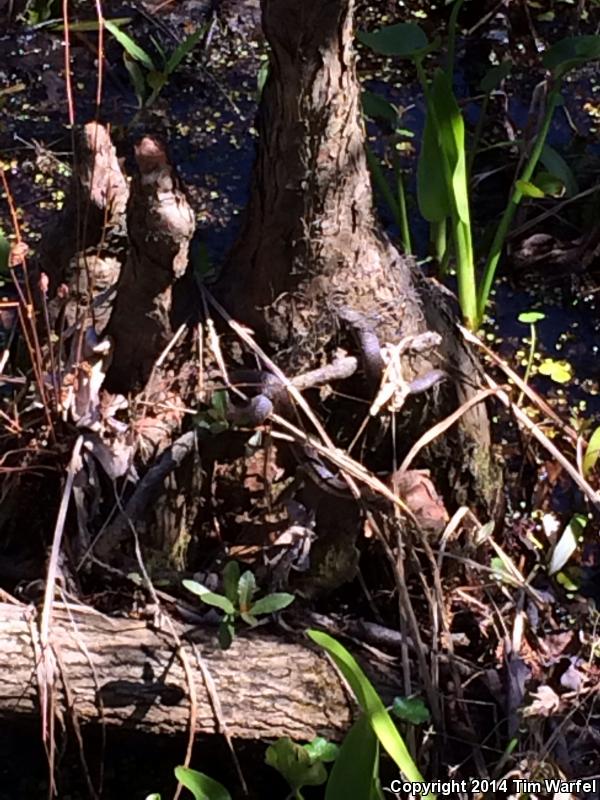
[
  {"x1": 534, "y1": 171, "x2": 565, "y2": 197},
  {"x1": 257, "y1": 59, "x2": 270, "y2": 96},
  {"x1": 491, "y1": 556, "x2": 517, "y2": 586},
  {"x1": 52, "y1": 17, "x2": 133, "y2": 32},
  {"x1": 583, "y1": 426, "x2": 600, "y2": 478},
  {"x1": 538, "y1": 358, "x2": 573, "y2": 384},
  {"x1": 417, "y1": 106, "x2": 450, "y2": 222},
  {"x1": 123, "y1": 52, "x2": 147, "y2": 107},
  {"x1": 145, "y1": 795, "x2": 161, "y2": 800},
  {"x1": 182, "y1": 580, "x2": 236, "y2": 615},
  {"x1": 166, "y1": 24, "x2": 207, "y2": 75},
  {"x1": 237, "y1": 570, "x2": 257, "y2": 611},
  {"x1": 357, "y1": 23, "x2": 429, "y2": 57},
  {"x1": 556, "y1": 569, "x2": 579, "y2": 592},
  {"x1": 391, "y1": 697, "x2": 431, "y2": 725},
  {"x1": 240, "y1": 611, "x2": 259, "y2": 626},
  {"x1": 146, "y1": 70, "x2": 167, "y2": 91},
  {"x1": 192, "y1": 240, "x2": 215, "y2": 284},
  {"x1": 250, "y1": 592, "x2": 295, "y2": 616},
  {"x1": 211, "y1": 390, "x2": 229, "y2": 421},
  {"x1": 105, "y1": 20, "x2": 156, "y2": 70},
  {"x1": 516, "y1": 179, "x2": 545, "y2": 198},
  {"x1": 303, "y1": 737, "x2": 339, "y2": 764},
  {"x1": 325, "y1": 715, "x2": 379, "y2": 800},
  {"x1": 307, "y1": 630, "x2": 430, "y2": 793},
  {"x1": 540, "y1": 145, "x2": 578, "y2": 197},
  {"x1": 222, "y1": 561, "x2": 240, "y2": 604},
  {"x1": 0, "y1": 229, "x2": 10, "y2": 274},
  {"x1": 265, "y1": 738, "x2": 328, "y2": 792},
  {"x1": 518, "y1": 311, "x2": 545, "y2": 324},
  {"x1": 542, "y1": 35, "x2": 600, "y2": 77},
  {"x1": 218, "y1": 620, "x2": 234, "y2": 650},
  {"x1": 430, "y1": 69, "x2": 470, "y2": 225},
  {"x1": 174, "y1": 766, "x2": 231, "y2": 800},
  {"x1": 479, "y1": 60, "x2": 512, "y2": 93},
  {"x1": 548, "y1": 514, "x2": 586, "y2": 576},
  {"x1": 361, "y1": 90, "x2": 398, "y2": 123}
]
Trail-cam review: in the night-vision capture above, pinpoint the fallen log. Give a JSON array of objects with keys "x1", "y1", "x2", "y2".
[{"x1": 0, "y1": 601, "x2": 364, "y2": 742}]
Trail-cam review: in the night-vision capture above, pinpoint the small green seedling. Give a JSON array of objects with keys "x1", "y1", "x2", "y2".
[
  {"x1": 265, "y1": 736, "x2": 339, "y2": 800},
  {"x1": 517, "y1": 310, "x2": 545, "y2": 406},
  {"x1": 106, "y1": 20, "x2": 207, "y2": 110},
  {"x1": 193, "y1": 389, "x2": 230, "y2": 435},
  {"x1": 391, "y1": 696, "x2": 431, "y2": 725},
  {"x1": 183, "y1": 561, "x2": 294, "y2": 649}
]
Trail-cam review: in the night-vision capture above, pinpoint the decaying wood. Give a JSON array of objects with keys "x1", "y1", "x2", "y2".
[
  {"x1": 106, "y1": 136, "x2": 196, "y2": 393},
  {"x1": 40, "y1": 121, "x2": 129, "y2": 298},
  {"x1": 0, "y1": 602, "x2": 365, "y2": 741},
  {"x1": 40, "y1": 123, "x2": 129, "y2": 343}
]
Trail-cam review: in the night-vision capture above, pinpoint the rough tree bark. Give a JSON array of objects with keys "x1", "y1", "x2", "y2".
[
  {"x1": 0, "y1": 601, "x2": 383, "y2": 741},
  {"x1": 221, "y1": 0, "x2": 501, "y2": 514}
]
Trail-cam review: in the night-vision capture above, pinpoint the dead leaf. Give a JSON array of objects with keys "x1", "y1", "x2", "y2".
[{"x1": 523, "y1": 685, "x2": 561, "y2": 717}]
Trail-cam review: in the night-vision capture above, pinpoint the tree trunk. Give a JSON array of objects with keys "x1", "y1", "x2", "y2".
[
  {"x1": 0, "y1": 602, "x2": 359, "y2": 741},
  {"x1": 220, "y1": 0, "x2": 501, "y2": 514}
]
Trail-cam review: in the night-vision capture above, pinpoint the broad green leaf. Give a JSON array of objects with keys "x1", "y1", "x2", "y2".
[
  {"x1": 431, "y1": 69, "x2": 470, "y2": 225},
  {"x1": 265, "y1": 737, "x2": 328, "y2": 792},
  {"x1": 218, "y1": 621, "x2": 234, "y2": 650},
  {"x1": 123, "y1": 52, "x2": 147, "y2": 107},
  {"x1": 166, "y1": 24, "x2": 207, "y2": 75},
  {"x1": 518, "y1": 311, "x2": 545, "y2": 324},
  {"x1": 538, "y1": 358, "x2": 573, "y2": 384},
  {"x1": 182, "y1": 580, "x2": 235, "y2": 615},
  {"x1": 583, "y1": 426, "x2": 600, "y2": 478},
  {"x1": 548, "y1": 514, "x2": 586, "y2": 575},
  {"x1": 304, "y1": 737, "x2": 339, "y2": 764},
  {"x1": 145, "y1": 795, "x2": 161, "y2": 800},
  {"x1": 542, "y1": 35, "x2": 600, "y2": 77},
  {"x1": 357, "y1": 23, "x2": 428, "y2": 57},
  {"x1": 325, "y1": 715, "x2": 378, "y2": 800},
  {"x1": 237, "y1": 570, "x2": 257, "y2": 611},
  {"x1": 174, "y1": 766, "x2": 231, "y2": 800},
  {"x1": 105, "y1": 20, "x2": 156, "y2": 70},
  {"x1": 516, "y1": 179, "x2": 545, "y2": 198},
  {"x1": 361, "y1": 90, "x2": 398, "y2": 123},
  {"x1": 534, "y1": 171, "x2": 565, "y2": 197},
  {"x1": 240, "y1": 611, "x2": 259, "y2": 626},
  {"x1": 222, "y1": 561, "x2": 240, "y2": 604},
  {"x1": 250, "y1": 592, "x2": 295, "y2": 616},
  {"x1": 307, "y1": 630, "x2": 430, "y2": 794},
  {"x1": 480, "y1": 60, "x2": 512, "y2": 94},
  {"x1": 417, "y1": 107, "x2": 450, "y2": 222},
  {"x1": 391, "y1": 697, "x2": 431, "y2": 725},
  {"x1": 540, "y1": 145, "x2": 578, "y2": 197}
]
